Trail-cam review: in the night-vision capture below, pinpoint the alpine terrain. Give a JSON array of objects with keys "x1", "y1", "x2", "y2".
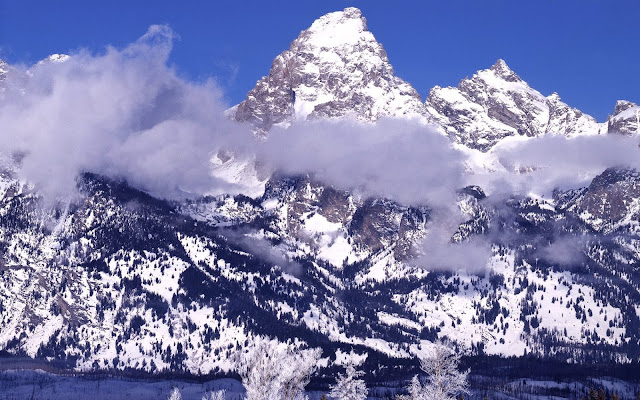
[{"x1": 0, "y1": 7, "x2": 639, "y2": 394}]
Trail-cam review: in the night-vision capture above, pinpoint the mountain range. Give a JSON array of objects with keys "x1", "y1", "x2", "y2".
[{"x1": 0, "y1": 7, "x2": 639, "y2": 383}]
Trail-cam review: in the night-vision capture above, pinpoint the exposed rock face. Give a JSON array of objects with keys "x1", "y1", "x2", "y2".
[
  {"x1": 555, "y1": 167, "x2": 640, "y2": 232},
  {"x1": 0, "y1": 60, "x2": 7, "y2": 81},
  {"x1": 582, "y1": 168, "x2": 640, "y2": 223},
  {"x1": 607, "y1": 100, "x2": 640, "y2": 135},
  {"x1": 262, "y1": 174, "x2": 428, "y2": 260},
  {"x1": 0, "y1": 59, "x2": 10, "y2": 93},
  {"x1": 425, "y1": 60, "x2": 601, "y2": 151},
  {"x1": 234, "y1": 7, "x2": 428, "y2": 133}
]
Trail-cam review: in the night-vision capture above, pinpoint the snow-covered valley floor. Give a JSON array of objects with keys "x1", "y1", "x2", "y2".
[{"x1": 0, "y1": 369, "x2": 638, "y2": 400}]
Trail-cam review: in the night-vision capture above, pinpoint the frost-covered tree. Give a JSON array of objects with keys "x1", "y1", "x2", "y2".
[
  {"x1": 235, "y1": 338, "x2": 323, "y2": 400},
  {"x1": 202, "y1": 390, "x2": 226, "y2": 400},
  {"x1": 329, "y1": 362, "x2": 368, "y2": 400},
  {"x1": 168, "y1": 387, "x2": 182, "y2": 400},
  {"x1": 396, "y1": 341, "x2": 469, "y2": 400}
]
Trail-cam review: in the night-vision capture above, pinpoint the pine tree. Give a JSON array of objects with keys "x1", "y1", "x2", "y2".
[{"x1": 329, "y1": 362, "x2": 368, "y2": 400}]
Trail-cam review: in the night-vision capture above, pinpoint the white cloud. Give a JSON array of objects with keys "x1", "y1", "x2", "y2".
[{"x1": 0, "y1": 25, "x2": 249, "y2": 200}]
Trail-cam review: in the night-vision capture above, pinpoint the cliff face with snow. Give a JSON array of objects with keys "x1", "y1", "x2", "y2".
[{"x1": 0, "y1": 7, "x2": 639, "y2": 380}]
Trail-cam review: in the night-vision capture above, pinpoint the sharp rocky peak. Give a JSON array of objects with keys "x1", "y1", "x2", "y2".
[
  {"x1": 234, "y1": 7, "x2": 427, "y2": 133},
  {"x1": 613, "y1": 99, "x2": 638, "y2": 116},
  {"x1": 488, "y1": 58, "x2": 522, "y2": 82},
  {"x1": 608, "y1": 99, "x2": 639, "y2": 135}
]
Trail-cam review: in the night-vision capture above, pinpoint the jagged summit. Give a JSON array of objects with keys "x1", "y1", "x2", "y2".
[
  {"x1": 234, "y1": 7, "x2": 427, "y2": 133},
  {"x1": 46, "y1": 53, "x2": 70, "y2": 63},
  {"x1": 547, "y1": 92, "x2": 561, "y2": 101},
  {"x1": 425, "y1": 59, "x2": 601, "y2": 150},
  {"x1": 613, "y1": 99, "x2": 638, "y2": 115},
  {"x1": 608, "y1": 99, "x2": 639, "y2": 135},
  {"x1": 304, "y1": 7, "x2": 368, "y2": 46},
  {"x1": 489, "y1": 59, "x2": 521, "y2": 82}
]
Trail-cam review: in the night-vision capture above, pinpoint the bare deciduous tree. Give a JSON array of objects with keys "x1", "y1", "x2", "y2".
[
  {"x1": 235, "y1": 338, "x2": 322, "y2": 400},
  {"x1": 397, "y1": 341, "x2": 469, "y2": 400},
  {"x1": 168, "y1": 387, "x2": 182, "y2": 400},
  {"x1": 329, "y1": 362, "x2": 368, "y2": 400},
  {"x1": 202, "y1": 389, "x2": 226, "y2": 400}
]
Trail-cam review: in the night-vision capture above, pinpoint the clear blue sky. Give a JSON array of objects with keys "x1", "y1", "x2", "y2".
[{"x1": 1, "y1": 0, "x2": 638, "y2": 121}]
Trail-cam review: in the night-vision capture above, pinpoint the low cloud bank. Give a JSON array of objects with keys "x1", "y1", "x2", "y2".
[
  {"x1": 260, "y1": 118, "x2": 465, "y2": 208},
  {"x1": 476, "y1": 134, "x2": 640, "y2": 197}
]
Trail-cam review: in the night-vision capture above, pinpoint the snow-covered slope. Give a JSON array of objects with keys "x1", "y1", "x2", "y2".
[
  {"x1": 2, "y1": 168, "x2": 639, "y2": 376},
  {"x1": 425, "y1": 60, "x2": 602, "y2": 150},
  {"x1": 234, "y1": 7, "x2": 428, "y2": 133}
]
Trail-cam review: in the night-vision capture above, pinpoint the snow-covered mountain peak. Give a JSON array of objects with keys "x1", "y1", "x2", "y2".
[
  {"x1": 234, "y1": 7, "x2": 427, "y2": 133},
  {"x1": 613, "y1": 99, "x2": 638, "y2": 115},
  {"x1": 488, "y1": 58, "x2": 522, "y2": 83},
  {"x1": 425, "y1": 60, "x2": 601, "y2": 150},
  {"x1": 45, "y1": 53, "x2": 70, "y2": 63},
  {"x1": 546, "y1": 92, "x2": 561, "y2": 102},
  {"x1": 608, "y1": 99, "x2": 639, "y2": 135},
  {"x1": 303, "y1": 7, "x2": 368, "y2": 47},
  {"x1": 34, "y1": 53, "x2": 70, "y2": 68}
]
